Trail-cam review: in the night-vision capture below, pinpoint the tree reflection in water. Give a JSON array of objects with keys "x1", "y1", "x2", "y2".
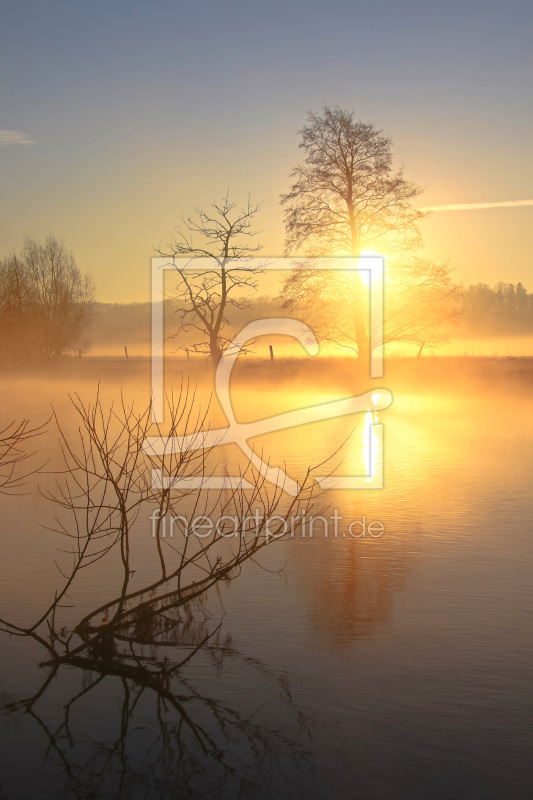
[{"x1": 2, "y1": 620, "x2": 315, "y2": 799}]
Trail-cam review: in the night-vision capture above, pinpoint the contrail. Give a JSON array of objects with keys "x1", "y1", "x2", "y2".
[{"x1": 421, "y1": 199, "x2": 533, "y2": 212}]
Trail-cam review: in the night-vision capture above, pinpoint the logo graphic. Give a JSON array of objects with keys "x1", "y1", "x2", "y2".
[{"x1": 144, "y1": 258, "x2": 391, "y2": 493}]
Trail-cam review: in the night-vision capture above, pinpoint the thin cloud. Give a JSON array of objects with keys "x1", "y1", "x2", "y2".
[
  {"x1": 0, "y1": 130, "x2": 35, "y2": 147},
  {"x1": 422, "y1": 199, "x2": 533, "y2": 212}
]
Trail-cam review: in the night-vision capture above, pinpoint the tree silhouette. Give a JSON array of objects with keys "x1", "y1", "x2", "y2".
[
  {"x1": 280, "y1": 106, "x2": 426, "y2": 372},
  {"x1": 158, "y1": 195, "x2": 263, "y2": 365},
  {"x1": 0, "y1": 234, "x2": 94, "y2": 362}
]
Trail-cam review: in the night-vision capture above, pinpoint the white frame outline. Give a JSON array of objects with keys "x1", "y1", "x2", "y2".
[{"x1": 148, "y1": 256, "x2": 386, "y2": 491}]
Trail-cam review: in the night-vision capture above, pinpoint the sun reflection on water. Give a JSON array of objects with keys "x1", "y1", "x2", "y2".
[{"x1": 362, "y1": 408, "x2": 382, "y2": 484}]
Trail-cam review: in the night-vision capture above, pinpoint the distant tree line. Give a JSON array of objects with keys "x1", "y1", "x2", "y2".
[
  {"x1": 461, "y1": 282, "x2": 533, "y2": 334},
  {"x1": 0, "y1": 234, "x2": 95, "y2": 363},
  {"x1": 88, "y1": 296, "x2": 288, "y2": 356}
]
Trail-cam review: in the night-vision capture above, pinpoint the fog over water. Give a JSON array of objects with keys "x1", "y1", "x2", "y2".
[{"x1": 0, "y1": 355, "x2": 531, "y2": 798}]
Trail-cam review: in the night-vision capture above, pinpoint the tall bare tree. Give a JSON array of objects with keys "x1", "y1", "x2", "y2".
[
  {"x1": 159, "y1": 195, "x2": 263, "y2": 364},
  {"x1": 280, "y1": 106, "x2": 427, "y2": 372}
]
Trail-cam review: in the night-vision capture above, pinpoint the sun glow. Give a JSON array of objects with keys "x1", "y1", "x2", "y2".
[{"x1": 358, "y1": 251, "x2": 385, "y2": 285}]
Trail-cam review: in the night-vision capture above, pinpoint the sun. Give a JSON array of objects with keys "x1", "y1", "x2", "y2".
[{"x1": 357, "y1": 250, "x2": 385, "y2": 285}]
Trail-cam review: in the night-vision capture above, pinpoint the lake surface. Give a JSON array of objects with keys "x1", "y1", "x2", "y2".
[{"x1": 0, "y1": 359, "x2": 532, "y2": 799}]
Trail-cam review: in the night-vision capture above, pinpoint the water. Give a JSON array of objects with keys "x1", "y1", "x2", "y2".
[{"x1": 0, "y1": 359, "x2": 532, "y2": 799}]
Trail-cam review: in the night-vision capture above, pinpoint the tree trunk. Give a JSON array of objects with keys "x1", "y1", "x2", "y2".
[
  {"x1": 350, "y1": 226, "x2": 370, "y2": 377},
  {"x1": 352, "y1": 271, "x2": 370, "y2": 377},
  {"x1": 209, "y1": 334, "x2": 222, "y2": 366}
]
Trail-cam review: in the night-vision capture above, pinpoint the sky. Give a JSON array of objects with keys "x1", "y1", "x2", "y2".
[{"x1": 1, "y1": 0, "x2": 533, "y2": 302}]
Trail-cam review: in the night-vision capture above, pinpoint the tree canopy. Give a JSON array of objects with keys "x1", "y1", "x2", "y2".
[
  {"x1": 279, "y1": 106, "x2": 461, "y2": 365},
  {"x1": 281, "y1": 105, "x2": 425, "y2": 258},
  {"x1": 159, "y1": 194, "x2": 263, "y2": 364},
  {"x1": 0, "y1": 234, "x2": 95, "y2": 362}
]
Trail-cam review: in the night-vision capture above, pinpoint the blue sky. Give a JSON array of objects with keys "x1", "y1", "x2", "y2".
[{"x1": 2, "y1": 0, "x2": 533, "y2": 300}]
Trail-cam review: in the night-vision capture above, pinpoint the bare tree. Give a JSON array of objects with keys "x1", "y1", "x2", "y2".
[
  {"x1": 0, "y1": 234, "x2": 95, "y2": 362},
  {"x1": 0, "y1": 385, "x2": 319, "y2": 666},
  {"x1": 377, "y1": 256, "x2": 462, "y2": 354},
  {"x1": 280, "y1": 106, "x2": 427, "y2": 372},
  {"x1": 280, "y1": 255, "x2": 462, "y2": 358},
  {"x1": 0, "y1": 385, "x2": 325, "y2": 795},
  {"x1": 158, "y1": 194, "x2": 263, "y2": 364}
]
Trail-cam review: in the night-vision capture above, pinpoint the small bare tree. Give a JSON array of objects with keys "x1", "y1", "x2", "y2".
[
  {"x1": 0, "y1": 385, "x2": 319, "y2": 667},
  {"x1": 0, "y1": 391, "x2": 328, "y2": 795},
  {"x1": 158, "y1": 194, "x2": 263, "y2": 364}
]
